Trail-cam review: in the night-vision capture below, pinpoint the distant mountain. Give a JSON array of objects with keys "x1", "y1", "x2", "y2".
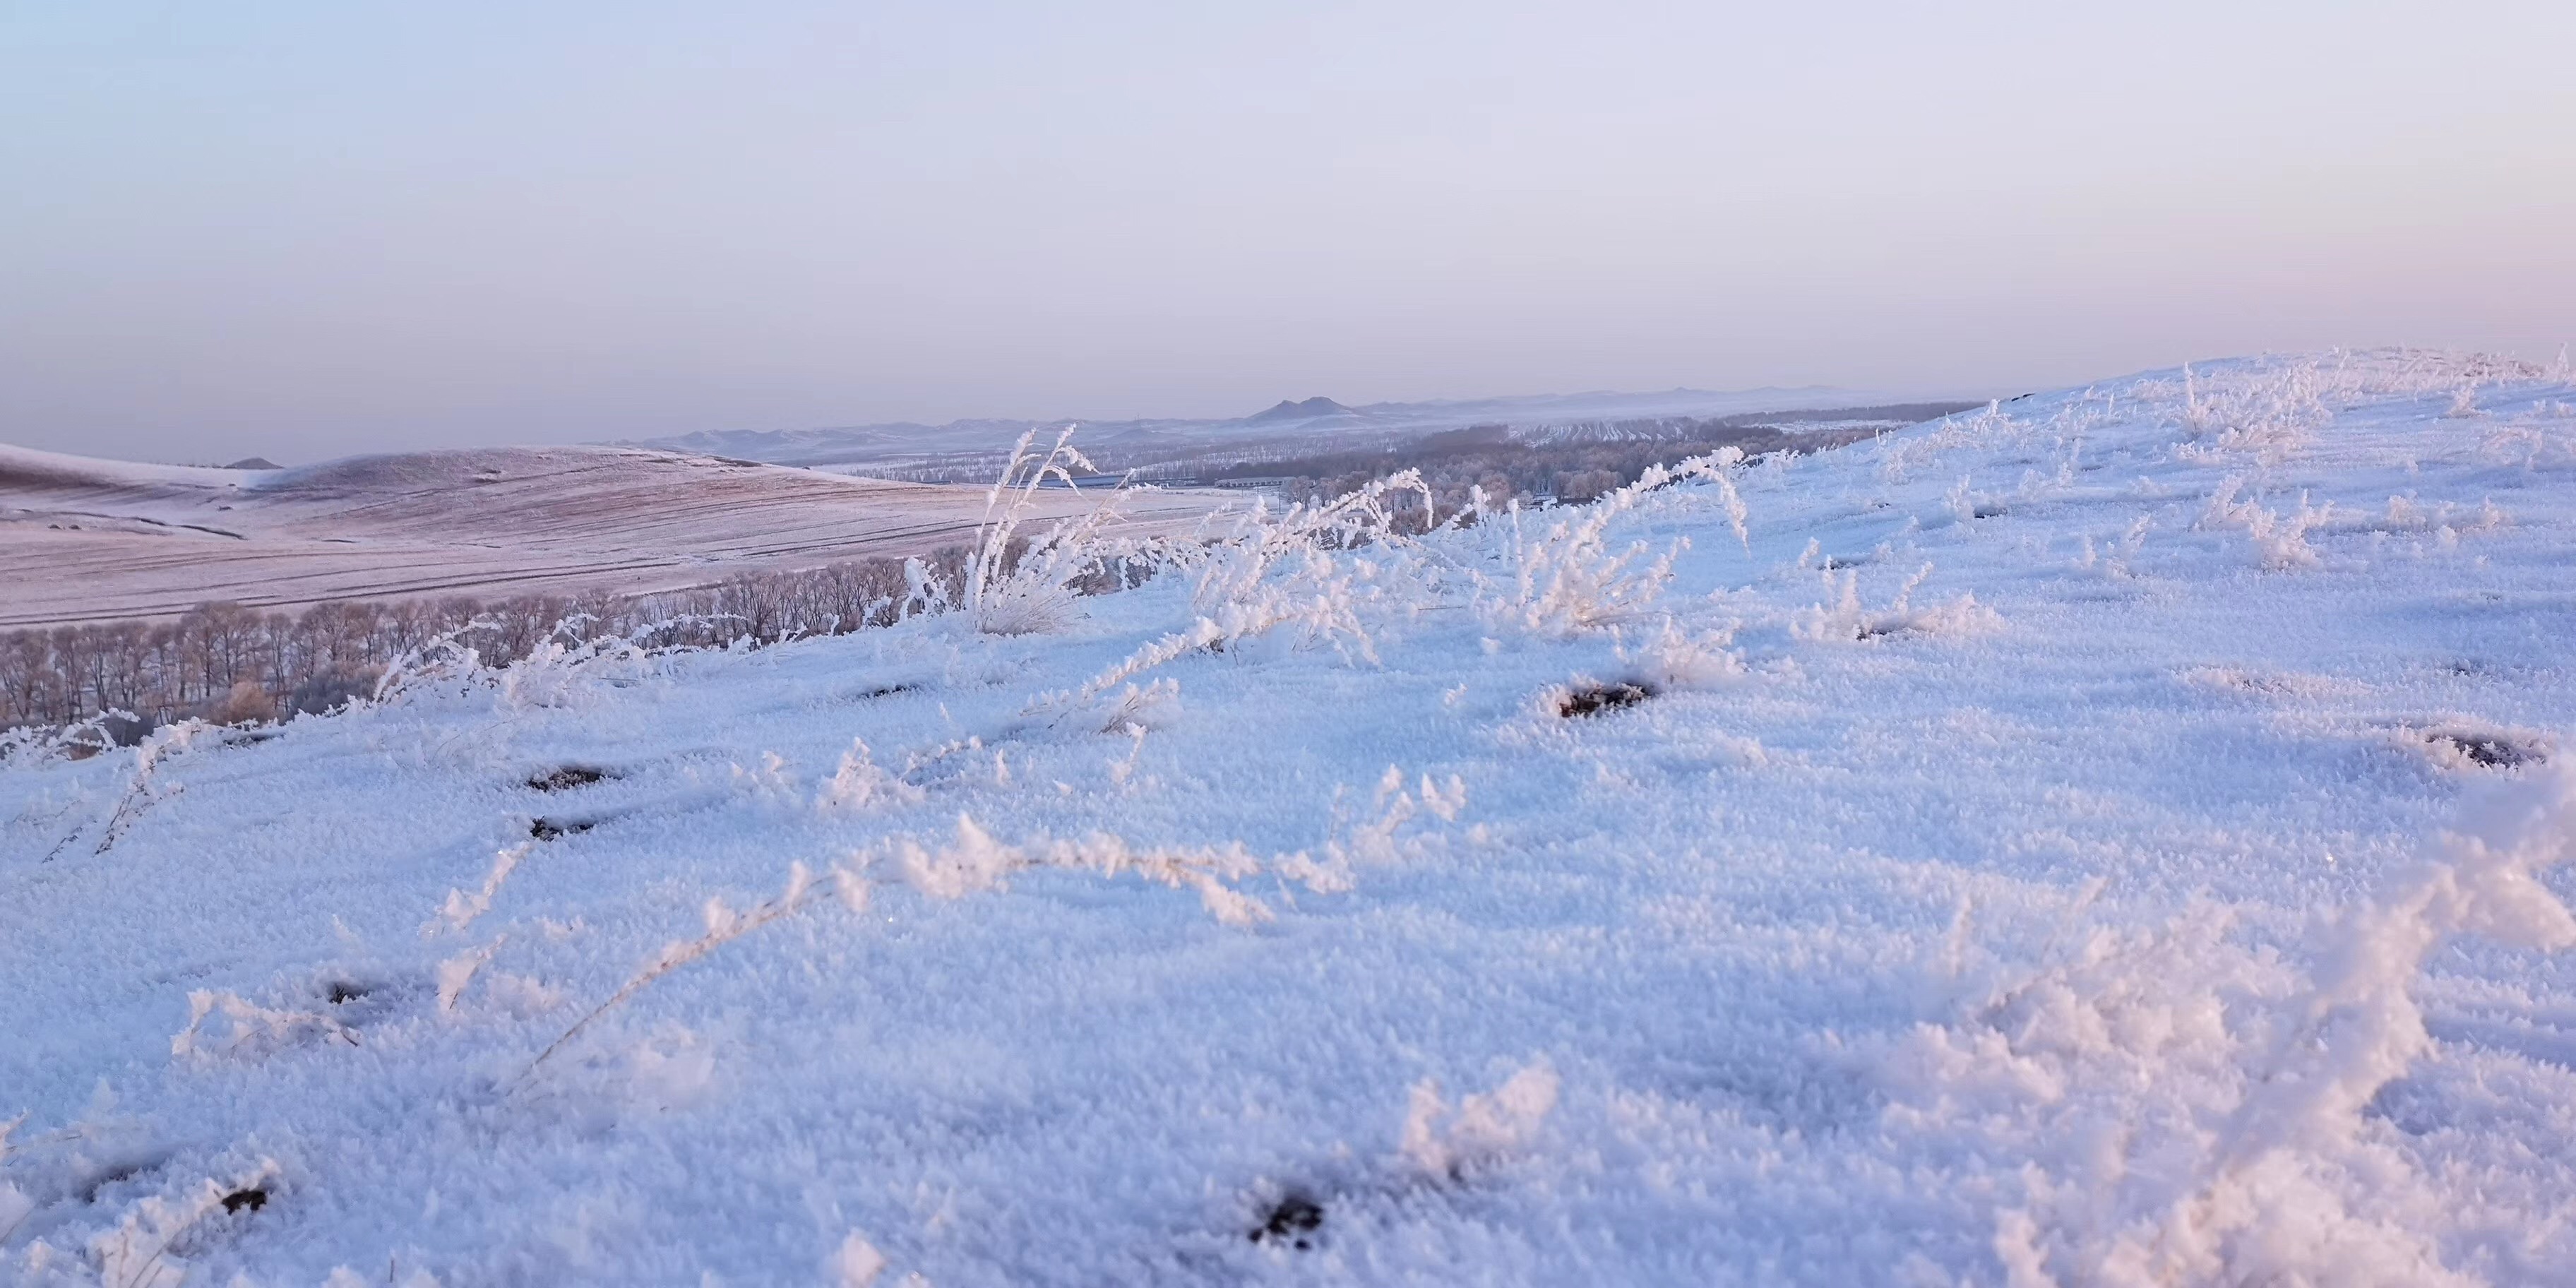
[{"x1": 1246, "y1": 397, "x2": 1354, "y2": 424}]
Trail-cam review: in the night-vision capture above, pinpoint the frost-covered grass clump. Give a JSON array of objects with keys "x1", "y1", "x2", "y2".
[{"x1": 6, "y1": 349, "x2": 2576, "y2": 1285}]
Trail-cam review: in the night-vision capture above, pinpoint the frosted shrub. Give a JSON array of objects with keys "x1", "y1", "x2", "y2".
[
  {"x1": 816, "y1": 737, "x2": 922, "y2": 811},
  {"x1": 1876, "y1": 402, "x2": 2020, "y2": 484},
  {"x1": 369, "y1": 614, "x2": 729, "y2": 715},
  {"x1": 1791, "y1": 563, "x2": 1998, "y2": 642},
  {"x1": 489, "y1": 620, "x2": 660, "y2": 710},
  {"x1": 1480, "y1": 450, "x2": 1748, "y2": 638},
  {"x1": 1032, "y1": 451, "x2": 1758, "y2": 723},
  {"x1": 2173, "y1": 360, "x2": 2333, "y2": 464},
  {"x1": 368, "y1": 617, "x2": 505, "y2": 706},
  {"x1": 2199, "y1": 475, "x2": 2330, "y2": 570},
  {"x1": 1186, "y1": 470, "x2": 1438, "y2": 660},
  {"x1": 1022, "y1": 474, "x2": 1442, "y2": 724},
  {"x1": 960, "y1": 429, "x2": 1152, "y2": 636},
  {"x1": 2070, "y1": 516, "x2": 2154, "y2": 580},
  {"x1": 0, "y1": 712, "x2": 128, "y2": 768}
]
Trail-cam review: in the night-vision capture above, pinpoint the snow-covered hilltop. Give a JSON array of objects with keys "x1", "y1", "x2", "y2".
[{"x1": 6, "y1": 350, "x2": 2575, "y2": 1285}]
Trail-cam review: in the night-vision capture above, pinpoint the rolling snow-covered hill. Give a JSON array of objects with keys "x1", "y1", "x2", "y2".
[
  {"x1": 0, "y1": 443, "x2": 1222, "y2": 628},
  {"x1": 5, "y1": 350, "x2": 2575, "y2": 1285}
]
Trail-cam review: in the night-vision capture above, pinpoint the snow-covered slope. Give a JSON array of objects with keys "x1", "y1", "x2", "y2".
[
  {"x1": 6, "y1": 350, "x2": 2576, "y2": 1285},
  {"x1": 0, "y1": 444, "x2": 1222, "y2": 627}
]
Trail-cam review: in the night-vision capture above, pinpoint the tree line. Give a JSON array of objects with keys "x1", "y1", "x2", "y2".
[{"x1": 1, "y1": 550, "x2": 972, "y2": 737}]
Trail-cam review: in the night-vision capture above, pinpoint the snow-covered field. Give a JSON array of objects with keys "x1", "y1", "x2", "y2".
[
  {"x1": 6, "y1": 350, "x2": 2576, "y2": 1286},
  {"x1": 0, "y1": 445, "x2": 1221, "y2": 628}
]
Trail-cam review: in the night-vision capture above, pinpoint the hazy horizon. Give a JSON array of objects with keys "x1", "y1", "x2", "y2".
[{"x1": 6, "y1": 1, "x2": 2572, "y2": 464}]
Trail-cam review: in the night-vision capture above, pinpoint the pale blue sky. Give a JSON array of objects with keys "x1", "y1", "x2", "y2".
[{"x1": 4, "y1": 1, "x2": 2571, "y2": 462}]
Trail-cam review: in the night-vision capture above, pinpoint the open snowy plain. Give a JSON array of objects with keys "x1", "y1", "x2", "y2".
[
  {"x1": 6, "y1": 350, "x2": 2576, "y2": 1286},
  {"x1": 0, "y1": 446, "x2": 1220, "y2": 628}
]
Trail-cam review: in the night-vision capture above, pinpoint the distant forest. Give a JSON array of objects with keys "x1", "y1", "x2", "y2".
[{"x1": 0, "y1": 553, "x2": 956, "y2": 737}]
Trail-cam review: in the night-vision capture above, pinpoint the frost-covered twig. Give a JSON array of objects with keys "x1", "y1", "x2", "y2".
[
  {"x1": 891, "y1": 813, "x2": 1323, "y2": 926},
  {"x1": 430, "y1": 841, "x2": 534, "y2": 935},
  {"x1": 518, "y1": 802, "x2": 1380, "y2": 1082},
  {"x1": 171, "y1": 990, "x2": 358, "y2": 1059},
  {"x1": 90, "y1": 720, "x2": 218, "y2": 855},
  {"x1": 520, "y1": 862, "x2": 835, "y2": 1080}
]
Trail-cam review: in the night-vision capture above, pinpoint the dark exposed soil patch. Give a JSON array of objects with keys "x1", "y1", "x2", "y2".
[
  {"x1": 1557, "y1": 681, "x2": 1655, "y2": 718},
  {"x1": 2426, "y1": 729, "x2": 2544, "y2": 769},
  {"x1": 325, "y1": 982, "x2": 371, "y2": 1005},
  {"x1": 529, "y1": 817, "x2": 596, "y2": 842},
  {"x1": 77, "y1": 1159, "x2": 157, "y2": 1204},
  {"x1": 1249, "y1": 1191, "x2": 1324, "y2": 1249},
  {"x1": 220, "y1": 1187, "x2": 267, "y2": 1214},
  {"x1": 527, "y1": 766, "x2": 613, "y2": 792}
]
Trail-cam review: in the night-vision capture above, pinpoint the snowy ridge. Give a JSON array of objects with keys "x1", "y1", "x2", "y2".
[{"x1": 5, "y1": 350, "x2": 2576, "y2": 1284}]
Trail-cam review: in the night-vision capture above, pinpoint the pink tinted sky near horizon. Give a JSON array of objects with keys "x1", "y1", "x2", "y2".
[{"x1": 2, "y1": 1, "x2": 2571, "y2": 463}]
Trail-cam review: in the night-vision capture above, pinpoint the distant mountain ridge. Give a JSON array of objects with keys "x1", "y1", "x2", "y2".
[{"x1": 1246, "y1": 397, "x2": 1354, "y2": 424}]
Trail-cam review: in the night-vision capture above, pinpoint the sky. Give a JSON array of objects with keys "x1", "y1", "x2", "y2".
[{"x1": 4, "y1": 1, "x2": 2572, "y2": 464}]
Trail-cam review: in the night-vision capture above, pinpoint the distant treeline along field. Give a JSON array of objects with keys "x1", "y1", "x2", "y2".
[{"x1": 1, "y1": 405, "x2": 1972, "y2": 735}]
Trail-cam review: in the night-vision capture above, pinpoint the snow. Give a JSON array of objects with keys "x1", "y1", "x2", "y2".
[
  {"x1": 5, "y1": 349, "x2": 2575, "y2": 1285},
  {"x1": 0, "y1": 445, "x2": 1223, "y2": 628},
  {"x1": 0, "y1": 445, "x2": 262, "y2": 492}
]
